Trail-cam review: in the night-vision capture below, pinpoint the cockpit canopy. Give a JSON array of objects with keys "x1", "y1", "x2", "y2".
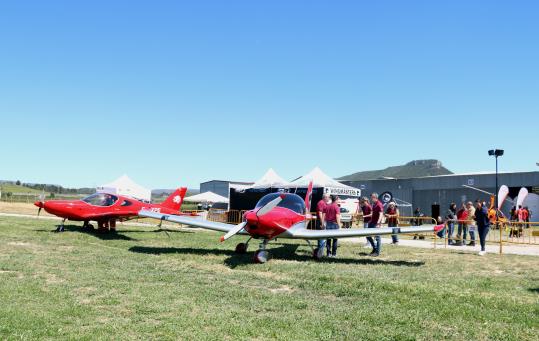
[
  {"x1": 255, "y1": 193, "x2": 305, "y2": 215},
  {"x1": 82, "y1": 193, "x2": 118, "y2": 207}
]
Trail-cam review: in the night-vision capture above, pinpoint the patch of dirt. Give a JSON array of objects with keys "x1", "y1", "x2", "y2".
[
  {"x1": 0, "y1": 202, "x2": 55, "y2": 216},
  {"x1": 268, "y1": 285, "x2": 294, "y2": 294},
  {"x1": 0, "y1": 270, "x2": 24, "y2": 279},
  {"x1": 45, "y1": 273, "x2": 66, "y2": 284},
  {"x1": 7, "y1": 241, "x2": 35, "y2": 247}
]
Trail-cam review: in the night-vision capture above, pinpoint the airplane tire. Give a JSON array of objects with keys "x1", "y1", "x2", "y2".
[
  {"x1": 83, "y1": 222, "x2": 94, "y2": 230},
  {"x1": 235, "y1": 243, "x2": 248, "y2": 254},
  {"x1": 313, "y1": 247, "x2": 323, "y2": 260},
  {"x1": 254, "y1": 250, "x2": 269, "y2": 263}
]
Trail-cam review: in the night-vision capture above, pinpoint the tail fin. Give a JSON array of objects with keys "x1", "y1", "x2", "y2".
[
  {"x1": 160, "y1": 187, "x2": 187, "y2": 212},
  {"x1": 304, "y1": 180, "x2": 314, "y2": 213}
]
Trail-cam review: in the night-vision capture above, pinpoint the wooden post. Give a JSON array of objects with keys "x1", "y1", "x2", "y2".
[{"x1": 499, "y1": 221, "x2": 503, "y2": 255}]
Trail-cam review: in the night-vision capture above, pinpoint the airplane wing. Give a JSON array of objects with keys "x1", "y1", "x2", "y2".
[
  {"x1": 139, "y1": 210, "x2": 241, "y2": 234},
  {"x1": 283, "y1": 225, "x2": 443, "y2": 240}
]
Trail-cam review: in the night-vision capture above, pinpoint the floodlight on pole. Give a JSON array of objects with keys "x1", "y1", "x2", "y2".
[{"x1": 488, "y1": 149, "x2": 504, "y2": 220}]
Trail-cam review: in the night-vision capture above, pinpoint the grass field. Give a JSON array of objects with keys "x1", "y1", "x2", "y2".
[
  {"x1": 0, "y1": 184, "x2": 42, "y2": 194},
  {"x1": 1, "y1": 217, "x2": 538, "y2": 340}
]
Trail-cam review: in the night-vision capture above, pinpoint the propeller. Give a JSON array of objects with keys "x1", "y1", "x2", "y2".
[
  {"x1": 220, "y1": 221, "x2": 247, "y2": 242},
  {"x1": 256, "y1": 194, "x2": 284, "y2": 217},
  {"x1": 219, "y1": 194, "x2": 284, "y2": 242},
  {"x1": 36, "y1": 193, "x2": 46, "y2": 216}
]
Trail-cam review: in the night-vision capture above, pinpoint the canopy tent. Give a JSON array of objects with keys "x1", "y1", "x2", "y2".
[
  {"x1": 285, "y1": 167, "x2": 361, "y2": 197},
  {"x1": 248, "y1": 168, "x2": 288, "y2": 189},
  {"x1": 96, "y1": 175, "x2": 151, "y2": 202},
  {"x1": 229, "y1": 167, "x2": 361, "y2": 211},
  {"x1": 184, "y1": 191, "x2": 229, "y2": 204}
]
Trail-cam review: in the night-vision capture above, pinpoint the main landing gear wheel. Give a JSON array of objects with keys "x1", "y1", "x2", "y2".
[
  {"x1": 235, "y1": 242, "x2": 248, "y2": 254},
  {"x1": 82, "y1": 222, "x2": 94, "y2": 230},
  {"x1": 254, "y1": 250, "x2": 269, "y2": 263},
  {"x1": 312, "y1": 247, "x2": 323, "y2": 260}
]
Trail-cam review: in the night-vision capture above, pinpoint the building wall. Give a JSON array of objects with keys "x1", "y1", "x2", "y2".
[
  {"x1": 343, "y1": 172, "x2": 539, "y2": 217},
  {"x1": 200, "y1": 180, "x2": 254, "y2": 198},
  {"x1": 200, "y1": 181, "x2": 232, "y2": 198}
]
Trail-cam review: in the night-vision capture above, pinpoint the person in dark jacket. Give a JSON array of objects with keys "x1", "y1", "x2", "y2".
[
  {"x1": 474, "y1": 200, "x2": 490, "y2": 256},
  {"x1": 445, "y1": 203, "x2": 457, "y2": 245}
]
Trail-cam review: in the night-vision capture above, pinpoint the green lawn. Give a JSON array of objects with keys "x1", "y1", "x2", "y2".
[{"x1": 0, "y1": 217, "x2": 538, "y2": 340}]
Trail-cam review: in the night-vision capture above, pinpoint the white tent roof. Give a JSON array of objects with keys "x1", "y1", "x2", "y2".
[
  {"x1": 96, "y1": 175, "x2": 151, "y2": 201},
  {"x1": 249, "y1": 168, "x2": 288, "y2": 188},
  {"x1": 284, "y1": 167, "x2": 361, "y2": 196},
  {"x1": 184, "y1": 191, "x2": 229, "y2": 203}
]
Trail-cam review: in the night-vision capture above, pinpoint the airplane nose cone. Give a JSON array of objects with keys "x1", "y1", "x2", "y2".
[
  {"x1": 34, "y1": 201, "x2": 44, "y2": 208},
  {"x1": 245, "y1": 211, "x2": 258, "y2": 226}
]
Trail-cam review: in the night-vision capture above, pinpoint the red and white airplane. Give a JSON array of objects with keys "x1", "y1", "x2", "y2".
[
  {"x1": 140, "y1": 182, "x2": 443, "y2": 263},
  {"x1": 35, "y1": 188, "x2": 190, "y2": 232}
]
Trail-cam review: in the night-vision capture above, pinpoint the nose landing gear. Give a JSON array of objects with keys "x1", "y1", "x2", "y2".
[
  {"x1": 253, "y1": 239, "x2": 269, "y2": 263},
  {"x1": 55, "y1": 218, "x2": 66, "y2": 232}
]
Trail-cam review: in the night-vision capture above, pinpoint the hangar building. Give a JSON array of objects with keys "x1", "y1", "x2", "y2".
[
  {"x1": 341, "y1": 171, "x2": 539, "y2": 219},
  {"x1": 199, "y1": 180, "x2": 254, "y2": 198}
]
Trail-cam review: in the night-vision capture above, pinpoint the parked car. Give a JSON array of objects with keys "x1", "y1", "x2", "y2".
[{"x1": 340, "y1": 207, "x2": 353, "y2": 228}]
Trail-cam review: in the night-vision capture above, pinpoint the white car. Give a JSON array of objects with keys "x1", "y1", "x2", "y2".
[{"x1": 340, "y1": 207, "x2": 353, "y2": 228}]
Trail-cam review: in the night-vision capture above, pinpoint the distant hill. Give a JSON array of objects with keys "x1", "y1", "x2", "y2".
[
  {"x1": 0, "y1": 183, "x2": 43, "y2": 194},
  {"x1": 0, "y1": 180, "x2": 95, "y2": 195},
  {"x1": 339, "y1": 160, "x2": 453, "y2": 181}
]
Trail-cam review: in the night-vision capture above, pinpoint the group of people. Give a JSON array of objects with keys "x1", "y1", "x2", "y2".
[
  {"x1": 315, "y1": 192, "x2": 493, "y2": 258},
  {"x1": 441, "y1": 201, "x2": 491, "y2": 255},
  {"x1": 315, "y1": 192, "x2": 400, "y2": 258},
  {"x1": 510, "y1": 205, "x2": 531, "y2": 224}
]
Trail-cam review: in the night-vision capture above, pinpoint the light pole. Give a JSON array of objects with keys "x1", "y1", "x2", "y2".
[{"x1": 488, "y1": 149, "x2": 504, "y2": 215}]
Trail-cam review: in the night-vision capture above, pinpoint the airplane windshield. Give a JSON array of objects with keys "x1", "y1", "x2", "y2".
[
  {"x1": 255, "y1": 193, "x2": 305, "y2": 215},
  {"x1": 82, "y1": 193, "x2": 118, "y2": 206}
]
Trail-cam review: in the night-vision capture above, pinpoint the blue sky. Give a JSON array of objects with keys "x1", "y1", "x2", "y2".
[{"x1": 1, "y1": 1, "x2": 538, "y2": 189}]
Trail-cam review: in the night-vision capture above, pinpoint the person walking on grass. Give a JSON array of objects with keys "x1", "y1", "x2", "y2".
[
  {"x1": 367, "y1": 193, "x2": 383, "y2": 256},
  {"x1": 474, "y1": 200, "x2": 490, "y2": 256},
  {"x1": 322, "y1": 195, "x2": 341, "y2": 258},
  {"x1": 385, "y1": 202, "x2": 400, "y2": 244}
]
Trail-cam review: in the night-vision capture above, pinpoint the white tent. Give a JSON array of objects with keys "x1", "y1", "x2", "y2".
[
  {"x1": 248, "y1": 168, "x2": 288, "y2": 189},
  {"x1": 285, "y1": 167, "x2": 361, "y2": 197},
  {"x1": 184, "y1": 191, "x2": 229, "y2": 203},
  {"x1": 96, "y1": 175, "x2": 151, "y2": 202}
]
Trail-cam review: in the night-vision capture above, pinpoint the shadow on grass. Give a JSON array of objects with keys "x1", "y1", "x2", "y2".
[
  {"x1": 529, "y1": 288, "x2": 539, "y2": 294},
  {"x1": 113, "y1": 228, "x2": 194, "y2": 234},
  {"x1": 35, "y1": 225, "x2": 138, "y2": 241},
  {"x1": 129, "y1": 243, "x2": 425, "y2": 269}
]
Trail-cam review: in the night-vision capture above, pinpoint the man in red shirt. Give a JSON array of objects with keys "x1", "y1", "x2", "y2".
[
  {"x1": 316, "y1": 194, "x2": 329, "y2": 229},
  {"x1": 360, "y1": 197, "x2": 372, "y2": 228},
  {"x1": 360, "y1": 197, "x2": 372, "y2": 247},
  {"x1": 315, "y1": 193, "x2": 330, "y2": 255},
  {"x1": 367, "y1": 192, "x2": 384, "y2": 256},
  {"x1": 322, "y1": 195, "x2": 341, "y2": 257}
]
